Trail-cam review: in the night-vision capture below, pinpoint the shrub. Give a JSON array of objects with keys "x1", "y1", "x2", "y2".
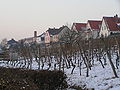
[{"x1": 0, "y1": 67, "x2": 68, "y2": 90}]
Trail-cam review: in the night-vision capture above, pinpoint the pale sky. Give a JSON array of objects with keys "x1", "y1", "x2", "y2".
[{"x1": 0, "y1": 0, "x2": 120, "y2": 41}]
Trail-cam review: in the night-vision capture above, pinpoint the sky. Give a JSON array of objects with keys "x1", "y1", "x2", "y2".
[{"x1": 0, "y1": 0, "x2": 120, "y2": 41}]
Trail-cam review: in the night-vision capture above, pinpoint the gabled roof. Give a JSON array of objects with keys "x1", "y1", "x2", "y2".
[
  {"x1": 103, "y1": 16, "x2": 120, "y2": 31},
  {"x1": 47, "y1": 26, "x2": 67, "y2": 35},
  {"x1": 47, "y1": 28, "x2": 60, "y2": 35},
  {"x1": 87, "y1": 20, "x2": 102, "y2": 30},
  {"x1": 38, "y1": 32, "x2": 45, "y2": 37},
  {"x1": 7, "y1": 39, "x2": 18, "y2": 45},
  {"x1": 71, "y1": 23, "x2": 87, "y2": 31}
]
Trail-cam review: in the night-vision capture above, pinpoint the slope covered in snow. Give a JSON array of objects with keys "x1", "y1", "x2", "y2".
[
  {"x1": 65, "y1": 61, "x2": 120, "y2": 90},
  {"x1": 0, "y1": 56, "x2": 120, "y2": 90}
]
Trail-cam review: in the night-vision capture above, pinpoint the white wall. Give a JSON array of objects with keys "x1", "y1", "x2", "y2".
[
  {"x1": 99, "y1": 19, "x2": 120, "y2": 37},
  {"x1": 99, "y1": 19, "x2": 109, "y2": 37},
  {"x1": 86, "y1": 23, "x2": 91, "y2": 30}
]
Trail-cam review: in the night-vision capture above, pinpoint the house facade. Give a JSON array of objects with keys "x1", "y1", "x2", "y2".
[
  {"x1": 45, "y1": 31, "x2": 51, "y2": 44},
  {"x1": 44, "y1": 26, "x2": 65, "y2": 44},
  {"x1": 58, "y1": 26, "x2": 70, "y2": 41},
  {"x1": 99, "y1": 15, "x2": 120, "y2": 37},
  {"x1": 71, "y1": 23, "x2": 90, "y2": 39},
  {"x1": 37, "y1": 33, "x2": 45, "y2": 44},
  {"x1": 86, "y1": 20, "x2": 102, "y2": 39}
]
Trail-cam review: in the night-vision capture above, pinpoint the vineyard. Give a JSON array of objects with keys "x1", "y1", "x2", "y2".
[{"x1": 1, "y1": 35, "x2": 120, "y2": 89}]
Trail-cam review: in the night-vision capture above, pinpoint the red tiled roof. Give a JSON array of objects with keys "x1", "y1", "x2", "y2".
[
  {"x1": 88, "y1": 20, "x2": 102, "y2": 30},
  {"x1": 72, "y1": 23, "x2": 87, "y2": 31},
  {"x1": 103, "y1": 16, "x2": 120, "y2": 31}
]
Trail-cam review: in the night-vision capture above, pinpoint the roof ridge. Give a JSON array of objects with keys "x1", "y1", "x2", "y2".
[{"x1": 88, "y1": 19, "x2": 101, "y2": 21}]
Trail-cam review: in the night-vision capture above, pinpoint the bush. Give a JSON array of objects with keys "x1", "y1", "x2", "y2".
[
  {"x1": 0, "y1": 67, "x2": 68, "y2": 90},
  {"x1": 29, "y1": 70, "x2": 68, "y2": 90}
]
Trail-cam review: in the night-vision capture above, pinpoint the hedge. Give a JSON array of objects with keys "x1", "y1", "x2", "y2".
[{"x1": 0, "y1": 67, "x2": 68, "y2": 90}]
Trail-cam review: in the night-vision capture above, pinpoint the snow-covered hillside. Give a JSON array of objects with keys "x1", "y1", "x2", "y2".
[
  {"x1": 65, "y1": 62, "x2": 120, "y2": 90},
  {"x1": 0, "y1": 56, "x2": 120, "y2": 90}
]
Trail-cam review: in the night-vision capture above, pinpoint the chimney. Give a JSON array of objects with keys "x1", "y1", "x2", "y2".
[{"x1": 34, "y1": 31, "x2": 37, "y2": 37}]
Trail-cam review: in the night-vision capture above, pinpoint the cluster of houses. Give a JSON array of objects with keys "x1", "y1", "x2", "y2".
[
  {"x1": 1, "y1": 15, "x2": 120, "y2": 48},
  {"x1": 0, "y1": 14, "x2": 120, "y2": 60},
  {"x1": 21, "y1": 14, "x2": 120, "y2": 45},
  {"x1": 71, "y1": 14, "x2": 120, "y2": 39}
]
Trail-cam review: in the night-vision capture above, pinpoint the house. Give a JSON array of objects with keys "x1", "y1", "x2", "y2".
[
  {"x1": 86, "y1": 20, "x2": 102, "y2": 39},
  {"x1": 44, "y1": 26, "x2": 63, "y2": 44},
  {"x1": 99, "y1": 15, "x2": 120, "y2": 37},
  {"x1": 7, "y1": 38, "x2": 18, "y2": 48},
  {"x1": 57, "y1": 26, "x2": 75, "y2": 43},
  {"x1": 19, "y1": 31, "x2": 39, "y2": 44},
  {"x1": 71, "y1": 23, "x2": 87, "y2": 32},
  {"x1": 71, "y1": 23, "x2": 89, "y2": 39},
  {"x1": 56, "y1": 26, "x2": 69, "y2": 40},
  {"x1": 37, "y1": 33, "x2": 45, "y2": 44}
]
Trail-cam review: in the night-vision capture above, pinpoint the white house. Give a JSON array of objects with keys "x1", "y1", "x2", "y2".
[{"x1": 99, "y1": 15, "x2": 120, "y2": 37}]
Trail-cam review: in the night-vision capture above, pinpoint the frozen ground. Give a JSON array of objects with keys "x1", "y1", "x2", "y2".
[
  {"x1": 0, "y1": 57, "x2": 120, "y2": 90},
  {"x1": 65, "y1": 62, "x2": 120, "y2": 90}
]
